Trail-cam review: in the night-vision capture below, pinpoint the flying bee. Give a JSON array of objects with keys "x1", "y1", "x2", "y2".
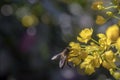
[{"x1": 51, "y1": 47, "x2": 70, "y2": 68}]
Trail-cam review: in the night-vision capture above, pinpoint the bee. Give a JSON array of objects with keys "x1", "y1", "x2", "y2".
[{"x1": 51, "y1": 47, "x2": 70, "y2": 68}]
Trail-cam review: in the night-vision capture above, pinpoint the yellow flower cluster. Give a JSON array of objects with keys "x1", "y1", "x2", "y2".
[
  {"x1": 80, "y1": 52, "x2": 102, "y2": 75},
  {"x1": 91, "y1": 0, "x2": 120, "y2": 25},
  {"x1": 67, "y1": 26, "x2": 120, "y2": 79},
  {"x1": 91, "y1": 1, "x2": 104, "y2": 10}
]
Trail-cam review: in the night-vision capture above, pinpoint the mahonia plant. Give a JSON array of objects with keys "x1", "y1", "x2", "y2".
[
  {"x1": 68, "y1": 26, "x2": 120, "y2": 79},
  {"x1": 91, "y1": 0, "x2": 120, "y2": 25},
  {"x1": 52, "y1": 0, "x2": 120, "y2": 80}
]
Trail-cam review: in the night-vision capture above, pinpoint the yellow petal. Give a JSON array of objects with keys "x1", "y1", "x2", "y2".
[
  {"x1": 97, "y1": 33, "x2": 106, "y2": 39},
  {"x1": 85, "y1": 65, "x2": 95, "y2": 75},
  {"x1": 96, "y1": 15, "x2": 106, "y2": 25},
  {"x1": 115, "y1": 37, "x2": 120, "y2": 50},
  {"x1": 113, "y1": 72, "x2": 120, "y2": 79},
  {"x1": 77, "y1": 28, "x2": 93, "y2": 43},
  {"x1": 104, "y1": 50, "x2": 115, "y2": 61},
  {"x1": 68, "y1": 57, "x2": 81, "y2": 66},
  {"x1": 102, "y1": 61, "x2": 116, "y2": 70},
  {"x1": 106, "y1": 24, "x2": 119, "y2": 41}
]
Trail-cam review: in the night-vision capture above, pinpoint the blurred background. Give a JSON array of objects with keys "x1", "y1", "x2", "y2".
[{"x1": 0, "y1": 0, "x2": 117, "y2": 80}]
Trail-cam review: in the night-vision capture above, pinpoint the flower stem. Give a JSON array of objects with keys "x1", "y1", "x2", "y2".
[
  {"x1": 91, "y1": 38, "x2": 99, "y2": 45},
  {"x1": 113, "y1": 15, "x2": 120, "y2": 20},
  {"x1": 104, "y1": 6, "x2": 117, "y2": 9}
]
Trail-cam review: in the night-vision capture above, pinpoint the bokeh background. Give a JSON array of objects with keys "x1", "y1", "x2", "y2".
[{"x1": 0, "y1": 0, "x2": 117, "y2": 80}]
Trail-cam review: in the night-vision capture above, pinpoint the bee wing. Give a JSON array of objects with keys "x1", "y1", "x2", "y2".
[
  {"x1": 51, "y1": 54, "x2": 60, "y2": 60},
  {"x1": 59, "y1": 56, "x2": 66, "y2": 68}
]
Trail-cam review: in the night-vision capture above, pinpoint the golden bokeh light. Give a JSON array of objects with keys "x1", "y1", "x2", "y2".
[{"x1": 21, "y1": 14, "x2": 39, "y2": 27}]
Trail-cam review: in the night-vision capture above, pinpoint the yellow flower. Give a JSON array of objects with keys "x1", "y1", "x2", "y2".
[
  {"x1": 102, "y1": 61, "x2": 115, "y2": 70},
  {"x1": 80, "y1": 58, "x2": 95, "y2": 75},
  {"x1": 85, "y1": 64, "x2": 95, "y2": 75},
  {"x1": 109, "y1": 69, "x2": 120, "y2": 79},
  {"x1": 92, "y1": 52, "x2": 102, "y2": 68},
  {"x1": 80, "y1": 53, "x2": 102, "y2": 75},
  {"x1": 96, "y1": 15, "x2": 106, "y2": 25},
  {"x1": 68, "y1": 42, "x2": 83, "y2": 66},
  {"x1": 91, "y1": 1, "x2": 104, "y2": 10},
  {"x1": 69, "y1": 42, "x2": 81, "y2": 56},
  {"x1": 68, "y1": 52, "x2": 88, "y2": 66},
  {"x1": 68, "y1": 57, "x2": 81, "y2": 66},
  {"x1": 97, "y1": 33, "x2": 106, "y2": 39},
  {"x1": 69, "y1": 42, "x2": 81, "y2": 50},
  {"x1": 115, "y1": 37, "x2": 120, "y2": 50},
  {"x1": 80, "y1": 55, "x2": 94, "y2": 69},
  {"x1": 106, "y1": 24, "x2": 119, "y2": 42},
  {"x1": 79, "y1": 51, "x2": 88, "y2": 60},
  {"x1": 86, "y1": 43, "x2": 100, "y2": 52},
  {"x1": 102, "y1": 50, "x2": 116, "y2": 69},
  {"x1": 77, "y1": 28, "x2": 93, "y2": 43},
  {"x1": 106, "y1": 11, "x2": 113, "y2": 16},
  {"x1": 68, "y1": 42, "x2": 88, "y2": 66},
  {"x1": 113, "y1": 72, "x2": 120, "y2": 80},
  {"x1": 104, "y1": 50, "x2": 116, "y2": 62},
  {"x1": 97, "y1": 33, "x2": 111, "y2": 50}
]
